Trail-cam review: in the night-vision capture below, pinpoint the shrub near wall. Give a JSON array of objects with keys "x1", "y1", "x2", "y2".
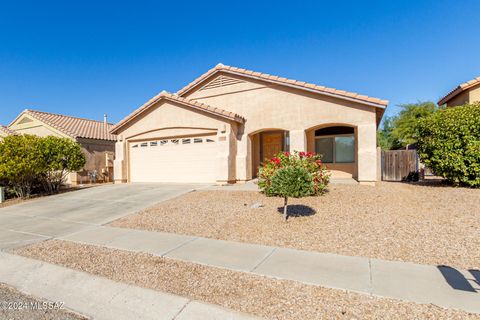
[
  {"x1": 0, "y1": 135, "x2": 86, "y2": 198},
  {"x1": 416, "y1": 102, "x2": 480, "y2": 187},
  {"x1": 258, "y1": 151, "x2": 330, "y2": 196}
]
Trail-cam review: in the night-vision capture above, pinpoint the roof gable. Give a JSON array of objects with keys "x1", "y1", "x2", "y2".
[
  {"x1": 438, "y1": 76, "x2": 480, "y2": 105},
  {"x1": 110, "y1": 91, "x2": 245, "y2": 134},
  {"x1": 9, "y1": 110, "x2": 116, "y2": 141},
  {"x1": 177, "y1": 64, "x2": 389, "y2": 109}
]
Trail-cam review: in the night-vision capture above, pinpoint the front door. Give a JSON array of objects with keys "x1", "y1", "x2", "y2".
[{"x1": 262, "y1": 132, "x2": 284, "y2": 161}]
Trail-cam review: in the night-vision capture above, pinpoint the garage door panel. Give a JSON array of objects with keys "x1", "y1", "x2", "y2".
[{"x1": 130, "y1": 137, "x2": 217, "y2": 183}]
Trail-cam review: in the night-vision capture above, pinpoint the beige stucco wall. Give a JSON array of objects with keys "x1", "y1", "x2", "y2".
[
  {"x1": 73, "y1": 138, "x2": 115, "y2": 184},
  {"x1": 468, "y1": 84, "x2": 480, "y2": 103},
  {"x1": 184, "y1": 73, "x2": 380, "y2": 182},
  {"x1": 113, "y1": 99, "x2": 238, "y2": 184}
]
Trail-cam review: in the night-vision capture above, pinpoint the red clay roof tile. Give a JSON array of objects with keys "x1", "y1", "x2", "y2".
[{"x1": 12, "y1": 110, "x2": 116, "y2": 141}]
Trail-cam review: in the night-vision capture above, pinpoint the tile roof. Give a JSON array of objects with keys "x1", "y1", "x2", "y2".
[
  {"x1": 12, "y1": 110, "x2": 117, "y2": 141},
  {"x1": 438, "y1": 76, "x2": 480, "y2": 105},
  {"x1": 0, "y1": 125, "x2": 16, "y2": 136},
  {"x1": 110, "y1": 91, "x2": 245, "y2": 134},
  {"x1": 177, "y1": 63, "x2": 389, "y2": 108}
]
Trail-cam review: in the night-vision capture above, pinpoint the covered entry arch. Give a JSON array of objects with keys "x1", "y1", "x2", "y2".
[{"x1": 306, "y1": 123, "x2": 358, "y2": 179}]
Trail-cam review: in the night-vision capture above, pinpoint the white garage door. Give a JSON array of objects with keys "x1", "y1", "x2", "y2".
[{"x1": 129, "y1": 136, "x2": 217, "y2": 183}]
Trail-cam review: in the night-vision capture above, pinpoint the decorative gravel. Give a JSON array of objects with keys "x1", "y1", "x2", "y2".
[
  {"x1": 16, "y1": 240, "x2": 479, "y2": 320},
  {"x1": 110, "y1": 182, "x2": 480, "y2": 269},
  {"x1": 0, "y1": 282, "x2": 87, "y2": 320}
]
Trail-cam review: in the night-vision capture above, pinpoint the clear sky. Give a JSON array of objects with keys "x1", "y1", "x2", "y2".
[{"x1": 1, "y1": 0, "x2": 479, "y2": 126}]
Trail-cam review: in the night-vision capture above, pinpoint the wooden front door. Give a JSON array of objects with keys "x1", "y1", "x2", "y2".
[{"x1": 262, "y1": 132, "x2": 284, "y2": 161}]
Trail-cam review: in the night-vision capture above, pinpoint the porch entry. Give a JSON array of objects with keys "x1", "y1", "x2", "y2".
[
  {"x1": 251, "y1": 130, "x2": 289, "y2": 178},
  {"x1": 260, "y1": 131, "x2": 289, "y2": 162}
]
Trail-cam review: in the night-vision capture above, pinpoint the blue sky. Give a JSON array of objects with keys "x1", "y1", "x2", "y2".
[{"x1": 1, "y1": 0, "x2": 479, "y2": 125}]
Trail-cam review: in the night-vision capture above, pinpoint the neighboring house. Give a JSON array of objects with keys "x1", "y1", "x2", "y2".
[
  {"x1": 438, "y1": 76, "x2": 480, "y2": 107},
  {"x1": 111, "y1": 64, "x2": 388, "y2": 185},
  {"x1": 0, "y1": 125, "x2": 16, "y2": 140},
  {"x1": 8, "y1": 109, "x2": 116, "y2": 184}
]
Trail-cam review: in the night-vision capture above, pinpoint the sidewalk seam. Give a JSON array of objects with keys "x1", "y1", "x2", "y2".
[
  {"x1": 249, "y1": 248, "x2": 277, "y2": 272},
  {"x1": 172, "y1": 300, "x2": 192, "y2": 320},
  {"x1": 161, "y1": 237, "x2": 200, "y2": 257}
]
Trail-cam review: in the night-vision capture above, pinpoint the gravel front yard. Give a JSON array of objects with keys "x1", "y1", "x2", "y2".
[
  {"x1": 0, "y1": 282, "x2": 87, "y2": 320},
  {"x1": 111, "y1": 182, "x2": 480, "y2": 269},
  {"x1": 16, "y1": 240, "x2": 479, "y2": 320}
]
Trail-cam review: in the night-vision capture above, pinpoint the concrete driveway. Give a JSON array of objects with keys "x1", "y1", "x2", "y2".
[{"x1": 0, "y1": 183, "x2": 207, "y2": 250}]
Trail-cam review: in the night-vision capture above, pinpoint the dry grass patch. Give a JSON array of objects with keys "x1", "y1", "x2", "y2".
[
  {"x1": 16, "y1": 240, "x2": 480, "y2": 320},
  {"x1": 110, "y1": 182, "x2": 480, "y2": 269}
]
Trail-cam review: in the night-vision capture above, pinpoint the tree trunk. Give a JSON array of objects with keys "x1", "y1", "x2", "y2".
[{"x1": 283, "y1": 196, "x2": 288, "y2": 221}]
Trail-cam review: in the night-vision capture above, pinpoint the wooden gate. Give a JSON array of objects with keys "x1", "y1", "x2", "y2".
[{"x1": 382, "y1": 150, "x2": 419, "y2": 181}]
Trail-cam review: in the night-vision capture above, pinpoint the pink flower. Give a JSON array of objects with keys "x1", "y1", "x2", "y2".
[{"x1": 283, "y1": 152, "x2": 290, "y2": 157}]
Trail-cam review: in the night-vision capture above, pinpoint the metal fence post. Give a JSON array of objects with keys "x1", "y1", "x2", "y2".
[{"x1": 0, "y1": 187, "x2": 4, "y2": 203}]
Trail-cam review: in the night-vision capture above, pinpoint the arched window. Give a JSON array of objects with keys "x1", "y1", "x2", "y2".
[{"x1": 314, "y1": 126, "x2": 355, "y2": 163}]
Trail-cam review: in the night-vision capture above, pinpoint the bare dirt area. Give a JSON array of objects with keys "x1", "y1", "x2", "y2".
[
  {"x1": 16, "y1": 240, "x2": 479, "y2": 320},
  {"x1": 0, "y1": 282, "x2": 87, "y2": 320},
  {"x1": 110, "y1": 182, "x2": 480, "y2": 269}
]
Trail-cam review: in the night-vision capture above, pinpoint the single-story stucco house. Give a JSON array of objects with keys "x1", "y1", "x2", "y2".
[
  {"x1": 438, "y1": 76, "x2": 480, "y2": 107},
  {"x1": 111, "y1": 64, "x2": 388, "y2": 185},
  {"x1": 8, "y1": 109, "x2": 116, "y2": 184}
]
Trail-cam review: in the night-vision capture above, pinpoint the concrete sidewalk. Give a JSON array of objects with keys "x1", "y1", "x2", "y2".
[
  {"x1": 60, "y1": 226, "x2": 480, "y2": 314},
  {"x1": 0, "y1": 252, "x2": 259, "y2": 320}
]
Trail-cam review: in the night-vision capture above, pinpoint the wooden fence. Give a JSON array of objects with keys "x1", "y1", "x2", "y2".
[{"x1": 381, "y1": 150, "x2": 419, "y2": 181}]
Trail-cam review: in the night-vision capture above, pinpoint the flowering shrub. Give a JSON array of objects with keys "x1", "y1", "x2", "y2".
[{"x1": 258, "y1": 151, "x2": 330, "y2": 197}]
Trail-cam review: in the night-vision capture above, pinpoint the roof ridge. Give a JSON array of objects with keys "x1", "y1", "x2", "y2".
[
  {"x1": 25, "y1": 109, "x2": 114, "y2": 125},
  {"x1": 176, "y1": 63, "x2": 388, "y2": 107}
]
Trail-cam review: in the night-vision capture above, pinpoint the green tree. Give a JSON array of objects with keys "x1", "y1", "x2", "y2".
[
  {"x1": 38, "y1": 136, "x2": 86, "y2": 193},
  {"x1": 0, "y1": 135, "x2": 44, "y2": 198},
  {"x1": 377, "y1": 101, "x2": 438, "y2": 150},
  {"x1": 377, "y1": 116, "x2": 395, "y2": 150},
  {"x1": 415, "y1": 102, "x2": 480, "y2": 187},
  {"x1": 271, "y1": 166, "x2": 314, "y2": 221}
]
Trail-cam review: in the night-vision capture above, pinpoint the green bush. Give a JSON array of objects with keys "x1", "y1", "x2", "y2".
[
  {"x1": 0, "y1": 135, "x2": 44, "y2": 198},
  {"x1": 258, "y1": 151, "x2": 330, "y2": 220},
  {"x1": 258, "y1": 151, "x2": 330, "y2": 197},
  {"x1": 271, "y1": 166, "x2": 314, "y2": 220},
  {"x1": 38, "y1": 136, "x2": 86, "y2": 193},
  {"x1": 415, "y1": 102, "x2": 480, "y2": 187},
  {"x1": 0, "y1": 135, "x2": 86, "y2": 197}
]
